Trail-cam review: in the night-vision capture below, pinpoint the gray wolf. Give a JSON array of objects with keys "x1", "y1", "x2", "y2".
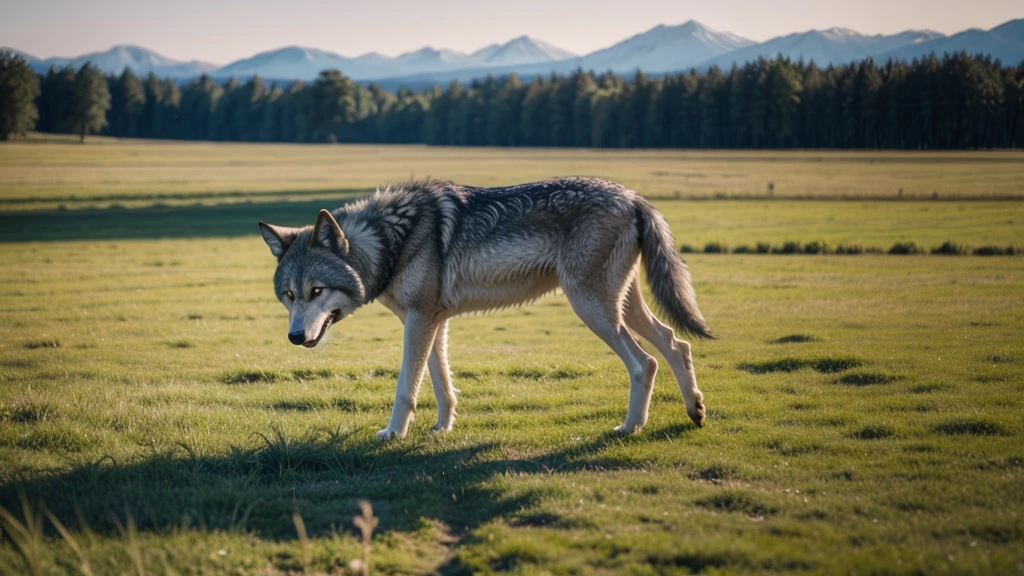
[{"x1": 258, "y1": 177, "x2": 712, "y2": 440}]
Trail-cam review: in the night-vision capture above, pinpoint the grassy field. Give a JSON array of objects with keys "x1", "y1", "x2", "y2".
[
  {"x1": 2, "y1": 138, "x2": 1024, "y2": 211},
  {"x1": 0, "y1": 139, "x2": 1022, "y2": 575}
]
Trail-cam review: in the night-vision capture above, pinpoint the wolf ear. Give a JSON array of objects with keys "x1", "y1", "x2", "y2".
[
  {"x1": 258, "y1": 222, "x2": 301, "y2": 259},
  {"x1": 310, "y1": 209, "x2": 349, "y2": 254}
]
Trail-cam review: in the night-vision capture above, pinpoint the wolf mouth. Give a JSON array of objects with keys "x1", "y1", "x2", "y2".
[{"x1": 303, "y1": 309, "x2": 341, "y2": 348}]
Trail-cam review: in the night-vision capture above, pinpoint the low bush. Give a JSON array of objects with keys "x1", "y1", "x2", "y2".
[
  {"x1": 973, "y1": 245, "x2": 1016, "y2": 256},
  {"x1": 888, "y1": 241, "x2": 925, "y2": 255},
  {"x1": 931, "y1": 240, "x2": 968, "y2": 255}
]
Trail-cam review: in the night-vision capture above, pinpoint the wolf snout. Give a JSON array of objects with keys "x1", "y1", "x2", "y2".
[{"x1": 287, "y1": 331, "x2": 306, "y2": 345}]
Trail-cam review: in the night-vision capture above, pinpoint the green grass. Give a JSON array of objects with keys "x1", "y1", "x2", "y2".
[
  {"x1": 0, "y1": 140, "x2": 1023, "y2": 574},
  {"x1": 2, "y1": 136, "x2": 1024, "y2": 211}
]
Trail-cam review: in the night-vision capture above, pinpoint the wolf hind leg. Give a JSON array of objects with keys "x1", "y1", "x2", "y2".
[
  {"x1": 562, "y1": 286, "x2": 658, "y2": 434},
  {"x1": 623, "y1": 279, "x2": 705, "y2": 427},
  {"x1": 428, "y1": 319, "x2": 458, "y2": 432}
]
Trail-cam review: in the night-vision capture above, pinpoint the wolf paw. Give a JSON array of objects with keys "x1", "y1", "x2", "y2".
[
  {"x1": 613, "y1": 423, "x2": 642, "y2": 435},
  {"x1": 375, "y1": 428, "x2": 400, "y2": 441},
  {"x1": 688, "y1": 394, "x2": 706, "y2": 428},
  {"x1": 689, "y1": 404, "x2": 706, "y2": 428},
  {"x1": 432, "y1": 423, "x2": 453, "y2": 433}
]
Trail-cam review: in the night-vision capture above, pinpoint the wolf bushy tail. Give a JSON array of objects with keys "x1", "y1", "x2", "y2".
[{"x1": 634, "y1": 198, "x2": 714, "y2": 339}]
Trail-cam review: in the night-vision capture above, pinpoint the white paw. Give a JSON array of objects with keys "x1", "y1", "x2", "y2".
[
  {"x1": 376, "y1": 428, "x2": 399, "y2": 441},
  {"x1": 432, "y1": 423, "x2": 453, "y2": 433},
  {"x1": 614, "y1": 423, "x2": 642, "y2": 435}
]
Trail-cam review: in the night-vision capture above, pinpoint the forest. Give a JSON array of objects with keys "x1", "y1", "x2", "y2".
[{"x1": 3, "y1": 51, "x2": 1024, "y2": 148}]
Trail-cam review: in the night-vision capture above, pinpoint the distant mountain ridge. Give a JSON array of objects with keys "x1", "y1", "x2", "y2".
[
  {"x1": 8, "y1": 18, "x2": 1023, "y2": 85},
  {"x1": 879, "y1": 18, "x2": 1024, "y2": 63},
  {"x1": 16, "y1": 44, "x2": 217, "y2": 77},
  {"x1": 694, "y1": 28, "x2": 946, "y2": 69}
]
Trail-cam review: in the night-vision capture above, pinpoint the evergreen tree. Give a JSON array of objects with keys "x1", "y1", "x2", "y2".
[
  {"x1": 71, "y1": 62, "x2": 111, "y2": 142},
  {"x1": 107, "y1": 68, "x2": 145, "y2": 137},
  {"x1": 36, "y1": 66, "x2": 76, "y2": 134},
  {"x1": 302, "y1": 70, "x2": 359, "y2": 142},
  {"x1": 0, "y1": 51, "x2": 40, "y2": 140},
  {"x1": 21, "y1": 53, "x2": 1023, "y2": 150}
]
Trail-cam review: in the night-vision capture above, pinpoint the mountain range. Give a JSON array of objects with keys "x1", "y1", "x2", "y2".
[{"x1": 8, "y1": 18, "x2": 1023, "y2": 85}]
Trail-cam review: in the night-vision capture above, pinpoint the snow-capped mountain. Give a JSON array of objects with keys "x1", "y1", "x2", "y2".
[
  {"x1": 214, "y1": 46, "x2": 399, "y2": 81},
  {"x1": 695, "y1": 28, "x2": 946, "y2": 68},
  {"x1": 392, "y1": 47, "x2": 482, "y2": 73},
  {"x1": 6, "y1": 18, "x2": 1022, "y2": 85},
  {"x1": 480, "y1": 36, "x2": 577, "y2": 66},
  {"x1": 580, "y1": 20, "x2": 754, "y2": 73},
  {"x1": 471, "y1": 43, "x2": 504, "y2": 62},
  {"x1": 23, "y1": 45, "x2": 217, "y2": 77},
  {"x1": 209, "y1": 38, "x2": 575, "y2": 81},
  {"x1": 879, "y1": 18, "x2": 1024, "y2": 64}
]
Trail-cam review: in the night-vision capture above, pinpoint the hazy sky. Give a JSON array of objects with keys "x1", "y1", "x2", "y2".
[{"x1": 3, "y1": 0, "x2": 1022, "y2": 64}]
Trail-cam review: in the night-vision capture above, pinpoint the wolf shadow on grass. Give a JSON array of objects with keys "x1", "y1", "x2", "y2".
[{"x1": 0, "y1": 424, "x2": 696, "y2": 542}]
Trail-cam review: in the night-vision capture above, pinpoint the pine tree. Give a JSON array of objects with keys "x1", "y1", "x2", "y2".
[
  {"x1": 71, "y1": 63, "x2": 111, "y2": 142},
  {"x1": 108, "y1": 68, "x2": 145, "y2": 137},
  {"x1": 0, "y1": 51, "x2": 40, "y2": 140}
]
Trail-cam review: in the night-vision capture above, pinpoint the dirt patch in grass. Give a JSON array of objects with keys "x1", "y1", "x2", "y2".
[{"x1": 933, "y1": 419, "x2": 1008, "y2": 437}]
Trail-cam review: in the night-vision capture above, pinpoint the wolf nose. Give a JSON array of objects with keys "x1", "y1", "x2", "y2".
[{"x1": 288, "y1": 331, "x2": 305, "y2": 345}]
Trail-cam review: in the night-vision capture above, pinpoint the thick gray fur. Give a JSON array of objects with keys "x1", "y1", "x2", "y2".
[{"x1": 259, "y1": 177, "x2": 712, "y2": 439}]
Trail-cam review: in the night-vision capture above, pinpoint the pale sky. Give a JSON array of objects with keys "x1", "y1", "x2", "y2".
[{"x1": 3, "y1": 0, "x2": 1021, "y2": 64}]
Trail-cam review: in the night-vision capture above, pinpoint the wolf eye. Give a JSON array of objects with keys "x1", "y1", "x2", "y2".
[
  {"x1": 283, "y1": 290, "x2": 294, "y2": 300},
  {"x1": 311, "y1": 287, "x2": 324, "y2": 298}
]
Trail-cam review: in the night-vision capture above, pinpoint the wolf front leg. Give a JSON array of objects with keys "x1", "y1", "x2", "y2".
[{"x1": 377, "y1": 310, "x2": 440, "y2": 440}]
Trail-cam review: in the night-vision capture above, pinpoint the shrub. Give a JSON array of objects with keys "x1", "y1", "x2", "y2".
[
  {"x1": 703, "y1": 241, "x2": 727, "y2": 254},
  {"x1": 755, "y1": 242, "x2": 772, "y2": 254},
  {"x1": 888, "y1": 241, "x2": 924, "y2": 255},
  {"x1": 679, "y1": 244, "x2": 695, "y2": 253},
  {"x1": 973, "y1": 245, "x2": 1016, "y2": 256},
  {"x1": 773, "y1": 241, "x2": 802, "y2": 254},
  {"x1": 803, "y1": 241, "x2": 831, "y2": 254},
  {"x1": 834, "y1": 243, "x2": 865, "y2": 255},
  {"x1": 732, "y1": 245, "x2": 753, "y2": 254},
  {"x1": 931, "y1": 240, "x2": 968, "y2": 255}
]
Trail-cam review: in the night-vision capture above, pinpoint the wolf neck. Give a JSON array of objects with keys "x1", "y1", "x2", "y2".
[{"x1": 336, "y1": 188, "x2": 424, "y2": 303}]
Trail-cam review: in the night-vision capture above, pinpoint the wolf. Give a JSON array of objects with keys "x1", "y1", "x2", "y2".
[{"x1": 258, "y1": 177, "x2": 713, "y2": 440}]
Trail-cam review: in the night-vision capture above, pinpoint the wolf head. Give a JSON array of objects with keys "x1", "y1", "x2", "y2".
[{"x1": 258, "y1": 210, "x2": 366, "y2": 348}]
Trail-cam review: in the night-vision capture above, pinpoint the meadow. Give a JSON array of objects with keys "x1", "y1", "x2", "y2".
[{"x1": 0, "y1": 139, "x2": 1022, "y2": 574}]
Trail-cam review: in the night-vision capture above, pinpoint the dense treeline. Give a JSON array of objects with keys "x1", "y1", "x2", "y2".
[{"x1": 3, "y1": 50, "x2": 1024, "y2": 148}]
